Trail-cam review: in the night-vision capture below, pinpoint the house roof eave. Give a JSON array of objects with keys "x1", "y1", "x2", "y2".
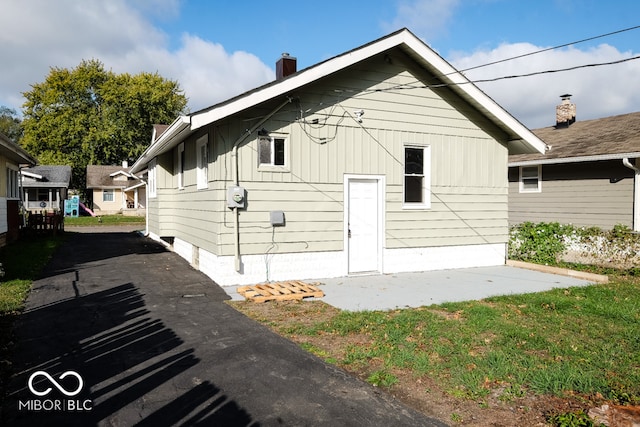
[
  {"x1": 189, "y1": 28, "x2": 546, "y2": 155},
  {"x1": 124, "y1": 182, "x2": 146, "y2": 191},
  {"x1": 133, "y1": 28, "x2": 546, "y2": 171},
  {"x1": 0, "y1": 132, "x2": 37, "y2": 165},
  {"x1": 509, "y1": 151, "x2": 640, "y2": 167},
  {"x1": 130, "y1": 115, "x2": 191, "y2": 174}
]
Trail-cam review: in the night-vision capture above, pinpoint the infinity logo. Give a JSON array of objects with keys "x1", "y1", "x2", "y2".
[{"x1": 28, "y1": 371, "x2": 84, "y2": 397}]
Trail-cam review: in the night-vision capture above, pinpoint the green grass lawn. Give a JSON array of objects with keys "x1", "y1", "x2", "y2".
[
  {"x1": 0, "y1": 235, "x2": 64, "y2": 411},
  {"x1": 298, "y1": 277, "x2": 640, "y2": 404},
  {"x1": 234, "y1": 268, "x2": 640, "y2": 426},
  {"x1": 64, "y1": 214, "x2": 145, "y2": 226}
]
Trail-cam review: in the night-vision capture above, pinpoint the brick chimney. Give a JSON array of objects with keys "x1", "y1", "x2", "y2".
[
  {"x1": 276, "y1": 53, "x2": 297, "y2": 80},
  {"x1": 556, "y1": 94, "x2": 576, "y2": 127}
]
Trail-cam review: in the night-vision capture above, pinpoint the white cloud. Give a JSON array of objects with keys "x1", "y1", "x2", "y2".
[
  {"x1": 449, "y1": 43, "x2": 640, "y2": 128},
  {"x1": 382, "y1": 0, "x2": 460, "y2": 40},
  {"x1": 0, "y1": 0, "x2": 273, "y2": 115}
]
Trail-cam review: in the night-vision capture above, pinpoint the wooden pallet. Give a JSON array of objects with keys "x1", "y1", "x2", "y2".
[{"x1": 237, "y1": 281, "x2": 324, "y2": 303}]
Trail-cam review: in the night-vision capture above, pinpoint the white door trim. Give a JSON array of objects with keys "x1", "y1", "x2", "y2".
[{"x1": 344, "y1": 174, "x2": 385, "y2": 275}]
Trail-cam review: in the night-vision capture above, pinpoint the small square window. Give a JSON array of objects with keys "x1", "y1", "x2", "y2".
[
  {"x1": 258, "y1": 136, "x2": 286, "y2": 167},
  {"x1": 519, "y1": 165, "x2": 541, "y2": 193},
  {"x1": 103, "y1": 189, "x2": 114, "y2": 202}
]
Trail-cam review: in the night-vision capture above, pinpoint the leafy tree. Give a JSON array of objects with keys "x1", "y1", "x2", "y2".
[
  {"x1": 21, "y1": 59, "x2": 188, "y2": 188},
  {"x1": 0, "y1": 106, "x2": 23, "y2": 142}
]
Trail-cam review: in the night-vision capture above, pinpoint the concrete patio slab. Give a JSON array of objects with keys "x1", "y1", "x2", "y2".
[{"x1": 226, "y1": 265, "x2": 598, "y2": 311}]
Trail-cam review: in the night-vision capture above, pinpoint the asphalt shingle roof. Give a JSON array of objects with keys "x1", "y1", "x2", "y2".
[
  {"x1": 86, "y1": 165, "x2": 143, "y2": 189},
  {"x1": 510, "y1": 111, "x2": 640, "y2": 164},
  {"x1": 21, "y1": 165, "x2": 72, "y2": 188}
]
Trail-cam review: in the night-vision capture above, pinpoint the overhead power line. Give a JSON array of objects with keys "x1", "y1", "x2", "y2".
[
  {"x1": 457, "y1": 24, "x2": 640, "y2": 74},
  {"x1": 448, "y1": 54, "x2": 640, "y2": 86}
]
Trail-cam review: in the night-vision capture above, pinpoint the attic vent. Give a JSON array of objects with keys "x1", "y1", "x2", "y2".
[
  {"x1": 556, "y1": 94, "x2": 576, "y2": 128},
  {"x1": 276, "y1": 53, "x2": 297, "y2": 80}
]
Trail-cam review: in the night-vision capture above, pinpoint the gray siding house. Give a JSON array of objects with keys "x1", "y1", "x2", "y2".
[
  {"x1": 509, "y1": 98, "x2": 640, "y2": 230},
  {"x1": 131, "y1": 28, "x2": 546, "y2": 286}
]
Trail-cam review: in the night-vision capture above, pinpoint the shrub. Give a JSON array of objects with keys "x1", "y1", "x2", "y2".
[{"x1": 508, "y1": 222, "x2": 569, "y2": 264}]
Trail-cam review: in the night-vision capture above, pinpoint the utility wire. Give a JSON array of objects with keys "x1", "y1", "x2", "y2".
[
  {"x1": 457, "y1": 24, "x2": 640, "y2": 74},
  {"x1": 433, "y1": 54, "x2": 640, "y2": 87}
]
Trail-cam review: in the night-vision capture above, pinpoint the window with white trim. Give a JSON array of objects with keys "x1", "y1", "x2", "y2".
[
  {"x1": 196, "y1": 135, "x2": 208, "y2": 189},
  {"x1": 148, "y1": 159, "x2": 157, "y2": 198},
  {"x1": 6, "y1": 166, "x2": 18, "y2": 198},
  {"x1": 102, "y1": 189, "x2": 114, "y2": 202},
  {"x1": 258, "y1": 135, "x2": 286, "y2": 167},
  {"x1": 403, "y1": 145, "x2": 431, "y2": 208},
  {"x1": 177, "y1": 142, "x2": 185, "y2": 189},
  {"x1": 519, "y1": 165, "x2": 541, "y2": 193}
]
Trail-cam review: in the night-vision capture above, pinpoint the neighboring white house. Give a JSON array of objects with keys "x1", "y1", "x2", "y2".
[{"x1": 131, "y1": 28, "x2": 546, "y2": 287}]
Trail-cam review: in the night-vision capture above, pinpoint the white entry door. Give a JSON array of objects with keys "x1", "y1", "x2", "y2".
[{"x1": 347, "y1": 178, "x2": 382, "y2": 274}]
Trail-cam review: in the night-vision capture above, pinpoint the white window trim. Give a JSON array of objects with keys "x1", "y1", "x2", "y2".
[
  {"x1": 102, "y1": 189, "x2": 115, "y2": 202},
  {"x1": 519, "y1": 165, "x2": 542, "y2": 193},
  {"x1": 257, "y1": 134, "x2": 289, "y2": 172},
  {"x1": 6, "y1": 164, "x2": 19, "y2": 199},
  {"x1": 149, "y1": 159, "x2": 157, "y2": 198},
  {"x1": 177, "y1": 142, "x2": 185, "y2": 189},
  {"x1": 196, "y1": 135, "x2": 208, "y2": 190},
  {"x1": 402, "y1": 144, "x2": 431, "y2": 209}
]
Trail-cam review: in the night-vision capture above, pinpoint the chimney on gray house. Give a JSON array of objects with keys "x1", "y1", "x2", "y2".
[
  {"x1": 276, "y1": 53, "x2": 297, "y2": 80},
  {"x1": 556, "y1": 94, "x2": 576, "y2": 127}
]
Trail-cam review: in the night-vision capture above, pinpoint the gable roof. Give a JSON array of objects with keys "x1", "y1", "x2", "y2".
[
  {"x1": 21, "y1": 165, "x2": 72, "y2": 188},
  {"x1": 86, "y1": 165, "x2": 143, "y2": 189},
  {"x1": 509, "y1": 111, "x2": 640, "y2": 166},
  {"x1": 131, "y1": 28, "x2": 547, "y2": 174},
  {"x1": 0, "y1": 132, "x2": 36, "y2": 165}
]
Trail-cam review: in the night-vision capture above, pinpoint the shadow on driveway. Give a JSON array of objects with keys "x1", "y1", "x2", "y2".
[{"x1": 4, "y1": 230, "x2": 444, "y2": 426}]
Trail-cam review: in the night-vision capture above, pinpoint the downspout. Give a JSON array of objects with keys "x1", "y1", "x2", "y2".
[
  {"x1": 622, "y1": 158, "x2": 640, "y2": 232},
  {"x1": 230, "y1": 97, "x2": 293, "y2": 272}
]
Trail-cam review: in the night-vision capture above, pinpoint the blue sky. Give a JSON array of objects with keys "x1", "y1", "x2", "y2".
[{"x1": 2, "y1": 0, "x2": 640, "y2": 128}]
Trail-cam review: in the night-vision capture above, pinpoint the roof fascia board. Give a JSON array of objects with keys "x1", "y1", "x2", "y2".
[
  {"x1": 190, "y1": 29, "x2": 545, "y2": 155},
  {"x1": 130, "y1": 115, "x2": 191, "y2": 173},
  {"x1": 509, "y1": 152, "x2": 640, "y2": 167},
  {"x1": 21, "y1": 170, "x2": 43, "y2": 180},
  {"x1": 124, "y1": 182, "x2": 146, "y2": 191},
  {"x1": 109, "y1": 170, "x2": 131, "y2": 177},
  {"x1": 400, "y1": 37, "x2": 547, "y2": 155},
  {"x1": 190, "y1": 34, "x2": 403, "y2": 131},
  {"x1": 0, "y1": 135, "x2": 37, "y2": 165}
]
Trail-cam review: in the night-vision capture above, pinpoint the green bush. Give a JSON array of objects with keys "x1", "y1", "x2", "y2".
[{"x1": 508, "y1": 222, "x2": 570, "y2": 264}]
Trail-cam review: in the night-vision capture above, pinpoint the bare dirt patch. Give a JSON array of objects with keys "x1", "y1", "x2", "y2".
[{"x1": 229, "y1": 299, "x2": 600, "y2": 426}]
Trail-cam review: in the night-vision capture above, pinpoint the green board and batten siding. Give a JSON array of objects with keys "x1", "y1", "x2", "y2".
[{"x1": 150, "y1": 51, "x2": 510, "y2": 257}]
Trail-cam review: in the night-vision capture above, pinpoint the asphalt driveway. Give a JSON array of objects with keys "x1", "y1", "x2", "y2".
[{"x1": 4, "y1": 229, "x2": 446, "y2": 426}]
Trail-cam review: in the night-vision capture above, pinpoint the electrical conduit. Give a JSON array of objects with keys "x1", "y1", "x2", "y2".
[{"x1": 230, "y1": 97, "x2": 293, "y2": 272}]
